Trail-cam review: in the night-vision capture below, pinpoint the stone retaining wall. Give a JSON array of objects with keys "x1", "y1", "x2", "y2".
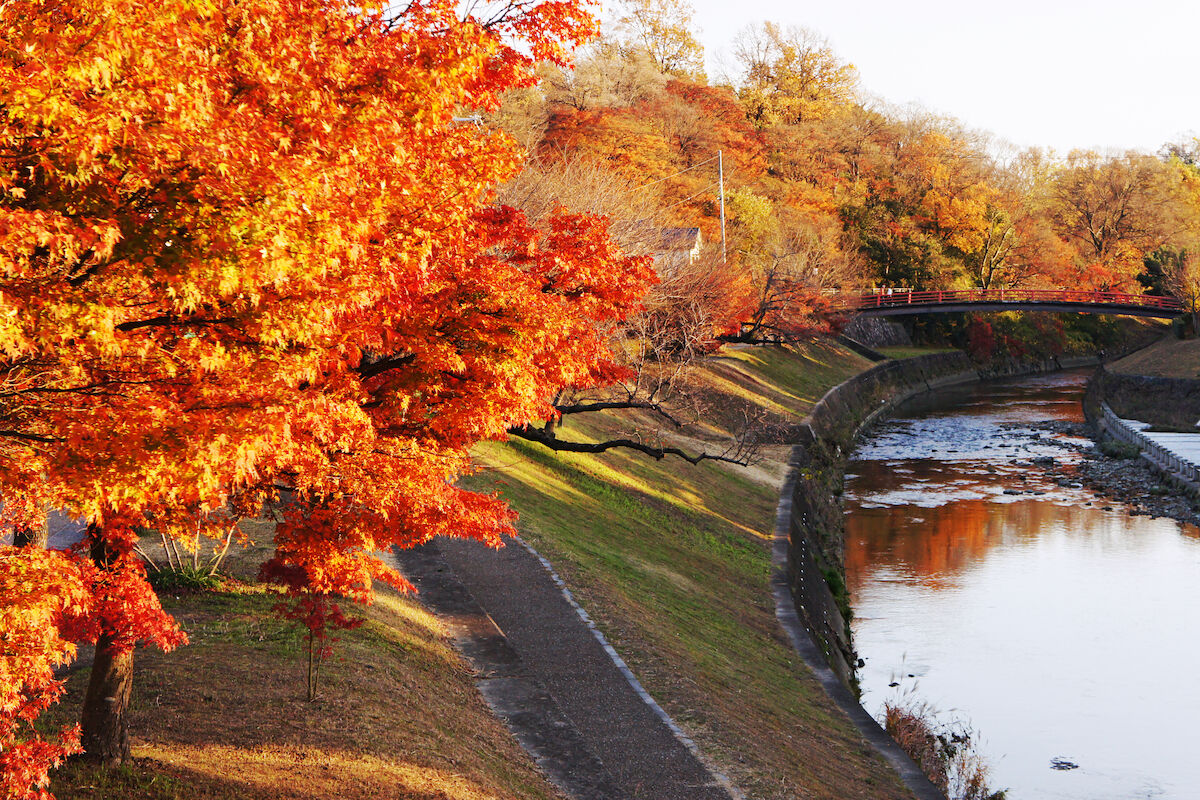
[
  {"x1": 1096, "y1": 367, "x2": 1200, "y2": 430},
  {"x1": 1087, "y1": 369, "x2": 1200, "y2": 499}
]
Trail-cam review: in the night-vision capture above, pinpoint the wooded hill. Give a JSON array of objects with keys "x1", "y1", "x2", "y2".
[{"x1": 489, "y1": 0, "x2": 1200, "y2": 347}]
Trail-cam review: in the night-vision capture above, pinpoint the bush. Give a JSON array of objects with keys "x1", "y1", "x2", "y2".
[
  {"x1": 1098, "y1": 439, "x2": 1141, "y2": 460},
  {"x1": 882, "y1": 698, "x2": 1006, "y2": 800},
  {"x1": 147, "y1": 565, "x2": 222, "y2": 593}
]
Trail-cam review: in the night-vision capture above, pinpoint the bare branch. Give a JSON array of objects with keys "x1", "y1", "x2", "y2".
[
  {"x1": 554, "y1": 399, "x2": 684, "y2": 427},
  {"x1": 509, "y1": 425, "x2": 752, "y2": 466}
]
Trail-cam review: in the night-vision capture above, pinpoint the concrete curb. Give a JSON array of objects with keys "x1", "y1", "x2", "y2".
[{"x1": 771, "y1": 449, "x2": 946, "y2": 800}]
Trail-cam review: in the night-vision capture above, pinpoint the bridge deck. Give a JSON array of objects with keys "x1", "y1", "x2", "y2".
[{"x1": 833, "y1": 289, "x2": 1184, "y2": 319}]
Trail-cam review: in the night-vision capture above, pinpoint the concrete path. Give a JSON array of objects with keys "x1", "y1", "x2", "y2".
[
  {"x1": 1101, "y1": 402, "x2": 1200, "y2": 491},
  {"x1": 394, "y1": 537, "x2": 736, "y2": 800}
]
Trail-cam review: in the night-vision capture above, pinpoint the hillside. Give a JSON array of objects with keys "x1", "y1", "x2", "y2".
[{"x1": 1109, "y1": 335, "x2": 1200, "y2": 378}]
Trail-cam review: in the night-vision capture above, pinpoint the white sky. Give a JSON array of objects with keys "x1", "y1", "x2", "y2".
[{"x1": 612, "y1": 0, "x2": 1200, "y2": 155}]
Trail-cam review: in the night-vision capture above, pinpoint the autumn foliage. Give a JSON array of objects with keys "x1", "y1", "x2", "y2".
[
  {"x1": 518, "y1": 20, "x2": 1200, "y2": 315},
  {"x1": 5, "y1": 0, "x2": 1200, "y2": 791},
  {"x1": 0, "y1": 550, "x2": 87, "y2": 799},
  {"x1": 0, "y1": 0, "x2": 655, "y2": 784}
]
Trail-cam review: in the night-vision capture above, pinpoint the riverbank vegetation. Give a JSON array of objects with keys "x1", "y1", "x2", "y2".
[
  {"x1": 882, "y1": 700, "x2": 1006, "y2": 800},
  {"x1": 914, "y1": 312, "x2": 1165, "y2": 365}
]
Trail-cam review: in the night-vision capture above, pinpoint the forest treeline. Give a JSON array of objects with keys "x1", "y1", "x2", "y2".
[{"x1": 487, "y1": 0, "x2": 1200, "y2": 345}]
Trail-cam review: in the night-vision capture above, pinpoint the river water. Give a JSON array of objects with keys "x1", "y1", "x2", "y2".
[{"x1": 844, "y1": 370, "x2": 1200, "y2": 800}]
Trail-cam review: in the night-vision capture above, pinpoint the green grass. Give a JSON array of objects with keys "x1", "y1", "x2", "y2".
[
  {"x1": 711, "y1": 339, "x2": 875, "y2": 415},
  {"x1": 468, "y1": 339, "x2": 912, "y2": 800},
  {"x1": 878, "y1": 345, "x2": 960, "y2": 359}
]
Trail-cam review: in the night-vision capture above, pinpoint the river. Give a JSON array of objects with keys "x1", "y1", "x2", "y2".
[{"x1": 844, "y1": 370, "x2": 1200, "y2": 800}]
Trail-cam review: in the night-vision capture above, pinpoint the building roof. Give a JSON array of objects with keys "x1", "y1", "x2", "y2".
[{"x1": 657, "y1": 227, "x2": 702, "y2": 251}]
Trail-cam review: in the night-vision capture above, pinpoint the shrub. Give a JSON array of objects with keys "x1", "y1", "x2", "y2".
[
  {"x1": 146, "y1": 565, "x2": 222, "y2": 593},
  {"x1": 882, "y1": 698, "x2": 1006, "y2": 800},
  {"x1": 1098, "y1": 439, "x2": 1141, "y2": 459}
]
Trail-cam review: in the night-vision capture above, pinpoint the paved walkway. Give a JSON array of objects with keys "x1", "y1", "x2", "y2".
[
  {"x1": 393, "y1": 537, "x2": 735, "y2": 800},
  {"x1": 1101, "y1": 402, "x2": 1200, "y2": 490}
]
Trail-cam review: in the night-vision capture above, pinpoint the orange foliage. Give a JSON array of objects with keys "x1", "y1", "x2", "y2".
[
  {"x1": 663, "y1": 81, "x2": 767, "y2": 176},
  {"x1": 0, "y1": 550, "x2": 89, "y2": 799},
  {"x1": 0, "y1": 0, "x2": 652, "y2": 771}
]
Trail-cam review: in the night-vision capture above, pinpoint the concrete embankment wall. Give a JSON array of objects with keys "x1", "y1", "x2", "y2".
[
  {"x1": 1085, "y1": 368, "x2": 1200, "y2": 499},
  {"x1": 1091, "y1": 367, "x2": 1200, "y2": 430},
  {"x1": 787, "y1": 352, "x2": 1099, "y2": 686}
]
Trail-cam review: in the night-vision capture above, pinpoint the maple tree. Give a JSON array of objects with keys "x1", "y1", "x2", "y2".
[
  {"x1": 0, "y1": 548, "x2": 88, "y2": 800},
  {"x1": 0, "y1": 0, "x2": 657, "y2": 777},
  {"x1": 261, "y1": 561, "x2": 364, "y2": 702}
]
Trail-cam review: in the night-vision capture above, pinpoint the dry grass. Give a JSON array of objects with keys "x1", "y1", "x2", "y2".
[
  {"x1": 877, "y1": 345, "x2": 959, "y2": 359},
  {"x1": 1109, "y1": 335, "x2": 1200, "y2": 378},
  {"x1": 48, "y1": 541, "x2": 565, "y2": 800},
  {"x1": 882, "y1": 700, "x2": 1006, "y2": 800},
  {"x1": 466, "y1": 340, "x2": 912, "y2": 800}
]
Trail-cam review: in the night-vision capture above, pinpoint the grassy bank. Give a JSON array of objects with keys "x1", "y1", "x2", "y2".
[
  {"x1": 877, "y1": 345, "x2": 959, "y2": 359},
  {"x1": 1109, "y1": 335, "x2": 1200, "y2": 378},
  {"x1": 47, "y1": 532, "x2": 565, "y2": 800},
  {"x1": 465, "y1": 339, "x2": 913, "y2": 800}
]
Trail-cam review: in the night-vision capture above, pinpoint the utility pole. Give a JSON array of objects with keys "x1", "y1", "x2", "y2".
[{"x1": 718, "y1": 149, "x2": 727, "y2": 263}]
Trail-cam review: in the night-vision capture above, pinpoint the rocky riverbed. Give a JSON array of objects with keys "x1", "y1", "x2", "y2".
[{"x1": 1007, "y1": 420, "x2": 1200, "y2": 528}]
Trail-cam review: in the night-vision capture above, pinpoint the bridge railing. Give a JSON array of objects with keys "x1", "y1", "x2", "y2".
[{"x1": 830, "y1": 288, "x2": 1184, "y2": 313}]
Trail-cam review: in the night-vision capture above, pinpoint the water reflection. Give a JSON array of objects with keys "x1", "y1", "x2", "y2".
[{"x1": 845, "y1": 371, "x2": 1200, "y2": 800}]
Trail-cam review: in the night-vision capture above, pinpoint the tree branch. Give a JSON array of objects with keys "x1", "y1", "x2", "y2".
[
  {"x1": 554, "y1": 400, "x2": 684, "y2": 428},
  {"x1": 355, "y1": 352, "x2": 416, "y2": 380},
  {"x1": 115, "y1": 316, "x2": 238, "y2": 332},
  {"x1": 509, "y1": 425, "x2": 750, "y2": 466},
  {"x1": 0, "y1": 429, "x2": 60, "y2": 443}
]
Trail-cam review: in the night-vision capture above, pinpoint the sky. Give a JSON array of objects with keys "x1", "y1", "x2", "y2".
[{"x1": 639, "y1": 0, "x2": 1200, "y2": 156}]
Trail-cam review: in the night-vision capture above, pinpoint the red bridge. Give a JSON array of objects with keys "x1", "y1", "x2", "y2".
[{"x1": 831, "y1": 288, "x2": 1184, "y2": 319}]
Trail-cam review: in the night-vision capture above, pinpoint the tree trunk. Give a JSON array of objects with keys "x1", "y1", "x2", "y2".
[
  {"x1": 13, "y1": 521, "x2": 49, "y2": 548},
  {"x1": 79, "y1": 634, "x2": 134, "y2": 765},
  {"x1": 78, "y1": 525, "x2": 133, "y2": 765}
]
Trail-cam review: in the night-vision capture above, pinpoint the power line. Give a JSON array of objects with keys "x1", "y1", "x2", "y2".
[
  {"x1": 632, "y1": 156, "x2": 719, "y2": 192},
  {"x1": 659, "y1": 182, "x2": 721, "y2": 212},
  {"x1": 630, "y1": 150, "x2": 728, "y2": 263}
]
